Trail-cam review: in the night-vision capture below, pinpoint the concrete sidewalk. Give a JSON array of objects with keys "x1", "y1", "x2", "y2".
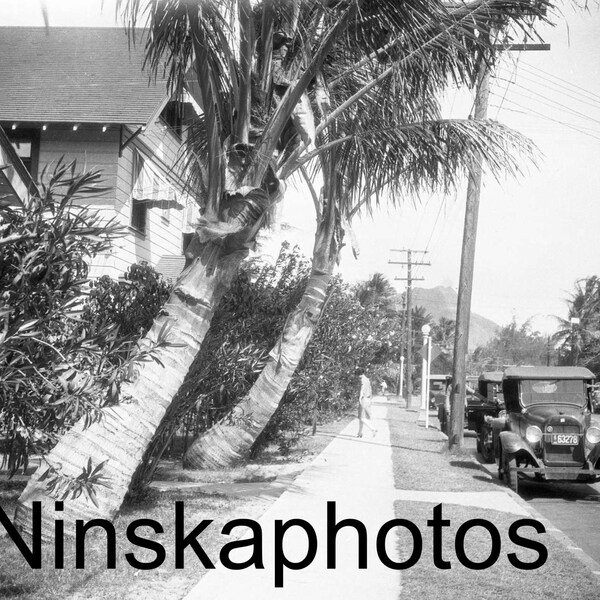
[{"x1": 183, "y1": 397, "x2": 527, "y2": 600}]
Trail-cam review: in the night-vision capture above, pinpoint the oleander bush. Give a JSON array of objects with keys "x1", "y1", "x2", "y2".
[{"x1": 0, "y1": 162, "x2": 128, "y2": 474}]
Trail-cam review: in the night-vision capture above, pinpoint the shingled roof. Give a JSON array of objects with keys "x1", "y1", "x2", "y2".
[{"x1": 0, "y1": 27, "x2": 167, "y2": 125}]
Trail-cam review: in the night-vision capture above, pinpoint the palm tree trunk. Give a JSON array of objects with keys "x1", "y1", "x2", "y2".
[
  {"x1": 183, "y1": 209, "x2": 338, "y2": 469},
  {"x1": 14, "y1": 189, "x2": 270, "y2": 538}
]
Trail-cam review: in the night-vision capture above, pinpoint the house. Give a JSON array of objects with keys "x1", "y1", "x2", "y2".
[{"x1": 0, "y1": 26, "x2": 200, "y2": 281}]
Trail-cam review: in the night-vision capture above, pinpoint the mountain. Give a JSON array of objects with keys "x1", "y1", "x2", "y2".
[{"x1": 411, "y1": 286, "x2": 499, "y2": 350}]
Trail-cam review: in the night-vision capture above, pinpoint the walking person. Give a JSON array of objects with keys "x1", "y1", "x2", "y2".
[{"x1": 356, "y1": 368, "x2": 377, "y2": 438}]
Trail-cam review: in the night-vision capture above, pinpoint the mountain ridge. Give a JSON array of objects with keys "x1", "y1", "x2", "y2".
[{"x1": 411, "y1": 286, "x2": 499, "y2": 350}]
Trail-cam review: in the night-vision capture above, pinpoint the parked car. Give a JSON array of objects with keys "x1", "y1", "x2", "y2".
[
  {"x1": 492, "y1": 366, "x2": 600, "y2": 494},
  {"x1": 429, "y1": 374, "x2": 452, "y2": 410},
  {"x1": 436, "y1": 374, "x2": 496, "y2": 439},
  {"x1": 466, "y1": 371, "x2": 505, "y2": 463}
]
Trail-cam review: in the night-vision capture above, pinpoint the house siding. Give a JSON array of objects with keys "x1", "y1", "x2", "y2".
[
  {"x1": 35, "y1": 126, "x2": 121, "y2": 278},
  {"x1": 38, "y1": 126, "x2": 120, "y2": 197},
  {"x1": 110, "y1": 119, "x2": 199, "y2": 278},
  {"x1": 33, "y1": 121, "x2": 199, "y2": 280}
]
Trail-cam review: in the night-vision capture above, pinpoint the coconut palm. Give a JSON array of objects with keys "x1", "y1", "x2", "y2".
[
  {"x1": 433, "y1": 317, "x2": 456, "y2": 348},
  {"x1": 16, "y1": 0, "x2": 552, "y2": 533},
  {"x1": 182, "y1": 6, "x2": 544, "y2": 468},
  {"x1": 355, "y1": 273, "x2": 396, "y2": 309},
  {"x1": 553, "y1": 276, "x2": 600, "y2": 366}
]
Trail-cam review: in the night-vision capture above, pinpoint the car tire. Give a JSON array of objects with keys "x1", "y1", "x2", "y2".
[
  {"x1": 479, "y1": 425, "x2": 495, "y2": 464},
  {"x1": 504, "y1": 454, "x2": 519, "y2": 494}
]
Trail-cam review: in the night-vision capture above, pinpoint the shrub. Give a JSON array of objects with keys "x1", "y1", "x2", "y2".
[
  {"x1": 0, "y1": 162, "x2": 167, "y2": 482},
  {"x1": 83, "y1": 262, "x2": 172, "y2": 339},
  {"x1": 256, "y1": 275, "x2": 403, "y2": 453},
  {"x1": 0, "y1": 163, "x2": 126, "y2": 472}
]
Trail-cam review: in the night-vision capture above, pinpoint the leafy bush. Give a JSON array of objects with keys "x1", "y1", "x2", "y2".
[
  {"x1": 0, "y1": 163, "x2": 124, "y2": 472},
  {"x1": 132, "y1": 242, "x2": 312, "y2": 484},
  {"x1": 256, "y1": 275, "x2": 404, "y2": 453},
  {"x1": 0, "y1": 163, "x2": 166, "y2": 481},
  {"x1": 133, "y1": 246, "x2": 409, "y2": 482},
  {"x1": 83, "y1": 262, "x2": 171, "y2": 339}
]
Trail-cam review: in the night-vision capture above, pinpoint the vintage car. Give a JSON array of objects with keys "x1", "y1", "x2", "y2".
[
  {"x1": 437, "y1": 374, "x2": 500, "y2": 442},
  {"x1": 492, "y1": 366, "x2": 600, "y2": 494},
  {"x1": 466, "y1": 371, "x2": 504, "y2": 463},
  {"x1": 429, "y1": 374, "x2": 452, "y2": 410}
]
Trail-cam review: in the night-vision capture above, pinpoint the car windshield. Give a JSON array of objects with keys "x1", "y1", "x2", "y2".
[
  {"x1": 430, "y1": 381, "x2": 446, "y2": 392},
  {"x1": 520, "y1": 379, "x2": 587, "y2": 408}
]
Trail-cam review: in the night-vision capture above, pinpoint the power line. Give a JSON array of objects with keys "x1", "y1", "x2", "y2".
[
  {"x1": 491, "y1": 80, "x2": 600, "y2": 128},
  {"x1": 493, "y1": 53, "x2": 522, "y2": 119},
  {"x1": 519, "y1": 60, "x2": 600, "y2": 105},
  {"x1": 495, "y1": 68, "x2": 600, "y2": 112},
  {"x1": 491, "y1": 95, "x2": 600, "y2": 142}
]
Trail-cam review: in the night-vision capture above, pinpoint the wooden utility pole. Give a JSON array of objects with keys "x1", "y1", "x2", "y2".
[
  {"x1": 449, "y1": 64, "x2": 490, "y2": 451},
  {"x1": 449, "y1": 40, "x2": 550, "y2": 452},
  {"x1": 397, "y1": 293, "x2": 406, "y2": 397},
  {"x1": 390, "y1": 249, "x2": 430, "y2": 409}
]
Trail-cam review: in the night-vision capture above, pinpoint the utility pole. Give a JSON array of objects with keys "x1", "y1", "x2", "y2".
[
  {"x1": 397, "y1": 293, "x2": 406, "y2": 398},
  {"x1": 390, "y1": 249, "x2": 430, "y2": 409},
  {"x1": 449, "y1": 62, "x2": 489, "y2": 451},
  {"x1": 449, "y1": 38, "x2": 550, "y2": 452}
]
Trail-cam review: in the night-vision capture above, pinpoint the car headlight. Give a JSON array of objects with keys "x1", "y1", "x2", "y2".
[
  {"x1": 526, "y1": 425, "x2": 543, "y2": 444},
  {"x1": 585, "y1": 426, "x2": 600, "y2": 444}
]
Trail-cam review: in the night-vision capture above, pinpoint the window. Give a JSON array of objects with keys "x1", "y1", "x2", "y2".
[
  {"x1": 130, "y1": 150, "x2": 147, "y2": 234},
  {"x1": 130, "y1": 148, "x2": 180, "y2": 234},
  {"x1": 160, "y1": 101, "x2": 184, "y2": 138},
  {"x1": 182, "y1": 232, "x2": 194, "y2": 254},
  {"x1": 7, "y1": 128, "x2": 40, "y2": 180}
]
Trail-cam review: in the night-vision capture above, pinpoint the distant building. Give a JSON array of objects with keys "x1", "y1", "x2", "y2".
[{"x1": 0, "y1": 26, "x2": 200, "y2": 281}]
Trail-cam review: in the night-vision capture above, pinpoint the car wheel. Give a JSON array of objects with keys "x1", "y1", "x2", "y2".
[
  {"x1": 504, "y1": 455, "x2": 519, "y2": 494},
  {"x1": 479, "y1": 425, "x2": 495, "y2": 464}
]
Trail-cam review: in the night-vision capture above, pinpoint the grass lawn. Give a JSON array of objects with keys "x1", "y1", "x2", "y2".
[
  {"x1": 0, "y1": 415, "x2": 353, "y2": 600},
  {"x1": 393, "y1": 502, "x2": 600, "y2": 600},
  {"x1": 387, "y1": 404, "x2": 600, "y2": 599}
]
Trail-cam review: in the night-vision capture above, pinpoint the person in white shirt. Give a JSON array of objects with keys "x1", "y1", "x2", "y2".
[{"x1": 356, "y1": 368, "x2": 377, "y2": 438}]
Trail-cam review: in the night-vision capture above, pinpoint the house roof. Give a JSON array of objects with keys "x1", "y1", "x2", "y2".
[{"x1": 0, "y1": 27, "x2": 167, "y2": 125}]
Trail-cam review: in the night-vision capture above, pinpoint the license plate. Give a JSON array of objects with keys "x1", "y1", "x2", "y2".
[{"x1": 550, "y1": 434, "x2": 578, "y2": 445}]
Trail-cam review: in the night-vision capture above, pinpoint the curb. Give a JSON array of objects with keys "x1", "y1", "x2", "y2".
[
  {"x1": 429, "y1": 421, "x2": 600, "y2": 579},
  {"x1": 502, "y1": 484, "x2": 600, "y2": 578}
]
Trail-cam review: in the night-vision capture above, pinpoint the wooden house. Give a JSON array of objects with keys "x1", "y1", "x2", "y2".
[{"x1": 0, "y1": 26, "x2": 200, "y2": 281}]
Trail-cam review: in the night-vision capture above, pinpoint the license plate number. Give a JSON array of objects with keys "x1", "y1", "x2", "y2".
[{"x1": 550, "y1": 434, "x2": 578, "y2": 445}]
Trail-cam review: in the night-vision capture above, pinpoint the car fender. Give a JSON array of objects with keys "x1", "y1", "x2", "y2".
[{"x1": 499, "y1": 431, "x2": 540, "y2": 465}]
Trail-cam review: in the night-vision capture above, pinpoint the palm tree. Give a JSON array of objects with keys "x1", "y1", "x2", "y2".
[
  {"x1": 182, "y1": 6, "x2": 545, "y2": 469},
  {"x1": 411, "y1": 305, "x2": 433, "y2": 332},
  {"x1": 553, "y1": 276, "x2": 600, "y2": 366},
  {"x1": 355, "y1": 273, "x2": 396, "y2": 309},
  {"x1": 16, "y1": 0, "x2": 553, "y2": 533},
  {"x1": 433, "y1": 317, "x2": 456, "y2": 347}
]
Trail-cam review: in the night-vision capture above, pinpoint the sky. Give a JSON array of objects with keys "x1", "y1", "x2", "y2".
[
  {"x1": 335, "y1": 4, "x2": 600, "y2": 336},
  {"x1": 1, "y1": 0, "x2": 599, "y2": 335}
]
